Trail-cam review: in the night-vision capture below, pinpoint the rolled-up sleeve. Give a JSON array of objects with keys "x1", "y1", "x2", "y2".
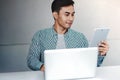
[
  {"x1": 97, "y1": 54, "x2": 105, "y2": 67},
  {"x1": 27, "y1": 32, "x2": 43, "y2": 70}
]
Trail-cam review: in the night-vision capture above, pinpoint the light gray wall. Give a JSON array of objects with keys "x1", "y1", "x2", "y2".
[
  {"x1": 0, "y1": 0, "x2": 120, "y2": 72},
  {"x1": 0, "y1": 0, "x2": 53, "y2": 44},
  {"x1": 74, "y1": 0, "x2": 120, "y2": 66},
  {"x1": 0, "y1": 0, "x2": 54, "y2": 72}
]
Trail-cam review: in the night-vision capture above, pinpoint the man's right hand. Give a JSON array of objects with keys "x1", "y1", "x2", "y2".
[{"x1": 40, "y1": 65, "x2": 45, "y2": 72}]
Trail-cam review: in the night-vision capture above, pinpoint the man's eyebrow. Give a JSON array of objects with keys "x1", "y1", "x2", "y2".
[
  {"x1": 65, "y1": 12, "x2": 70, "y2": 14},
  {"x1": 73, "y1": 12, "x2": 75, "y2": 14},
  {"x1": 65, "y1": 12, "x2": 75, "y2": 14}
]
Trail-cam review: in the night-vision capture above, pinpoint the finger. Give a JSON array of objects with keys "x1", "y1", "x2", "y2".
[
  {"x1": 99, "y1": 46, "x2": 108, "y2": 52},
  {"x1": 98, "y1": 47, "x2": 107, "y2": 56},
  {"x1": 100, "y1": 40, "x2": 109, "y2": 46},
  {"x1": 98, "y1": 41, "x2": 109, "y2": 50},
  {"x1": 99, "y1": 52, "x2": 107, "y2": 56}
]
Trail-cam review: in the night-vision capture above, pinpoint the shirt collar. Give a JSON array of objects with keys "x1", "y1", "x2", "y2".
[
  {"x1": 51, "y1": 26, "x2": 58, "y2": 36},
  {"x1": 51, "y1": 26, "x2": 71, "y2": 36}
]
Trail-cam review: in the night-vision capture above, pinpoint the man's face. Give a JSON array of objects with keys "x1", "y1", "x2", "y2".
[{"x1": 53, "y1": 5, "x2": 75, "y2": 29}]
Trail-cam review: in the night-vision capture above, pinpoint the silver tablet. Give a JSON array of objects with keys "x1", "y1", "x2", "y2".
[{"x1": 89, "y1": 27, "x2": 110, "y2": 47}]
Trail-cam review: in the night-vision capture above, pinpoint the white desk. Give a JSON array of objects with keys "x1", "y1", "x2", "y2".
[{"x1": 0, "y1": 66, "x2": 120, "y2": 80}]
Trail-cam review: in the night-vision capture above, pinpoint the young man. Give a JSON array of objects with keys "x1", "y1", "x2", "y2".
[{"x1": 27, "y1": 0, "x2": 109, "y2": 71}]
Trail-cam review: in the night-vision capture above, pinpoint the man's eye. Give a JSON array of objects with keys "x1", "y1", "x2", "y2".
[
  {"x1": 72, "y1": 13, "x2": 75, "y2": 16},
  {"x1": 65, "y1": 14, "x2": 69, "y2": 16}
]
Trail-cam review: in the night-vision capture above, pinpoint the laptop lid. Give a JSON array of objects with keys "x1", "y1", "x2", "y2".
[{"x1": 44, "y1": 47, "x2": 98, "y2": 80}]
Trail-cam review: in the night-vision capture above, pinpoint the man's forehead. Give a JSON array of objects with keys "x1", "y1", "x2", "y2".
[{"x1": 60, "y1": 5, "x2": 75, "y2": 13}]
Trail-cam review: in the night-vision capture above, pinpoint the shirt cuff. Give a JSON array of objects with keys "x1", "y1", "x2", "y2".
[
  {"x1": 97, "y1": 55, "x2": 105, "y2": 67},
  {"x1": 35, "y1": 62, "x2": 43, "y2": 70}
]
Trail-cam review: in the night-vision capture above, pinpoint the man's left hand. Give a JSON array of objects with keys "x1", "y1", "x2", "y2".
[{"x1": 98, "y1": 40, "x2": 109, "y2": 56}]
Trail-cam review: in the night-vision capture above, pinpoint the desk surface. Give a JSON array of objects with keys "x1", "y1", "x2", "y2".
[{"x1": 0, "y1": 66, "x2": 120, "y2": 80}]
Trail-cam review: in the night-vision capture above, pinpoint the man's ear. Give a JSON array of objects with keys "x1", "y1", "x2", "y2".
[{"x1": 52, "y1": 12, "x2": 58, "y2": 20}]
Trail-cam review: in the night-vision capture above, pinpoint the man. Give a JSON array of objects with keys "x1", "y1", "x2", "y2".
[{"x1": 27, "y1": 0, "x2": 109, "y2": 71}]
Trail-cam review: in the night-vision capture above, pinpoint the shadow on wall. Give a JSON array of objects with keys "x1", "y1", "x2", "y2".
[{"x1": 0, "y1": 44, "x2": 31, "y2": 73}]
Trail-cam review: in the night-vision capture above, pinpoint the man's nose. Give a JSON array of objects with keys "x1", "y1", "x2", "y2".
[{"x1": 69, "y1": 15, "x2": 74, "y2": 21}]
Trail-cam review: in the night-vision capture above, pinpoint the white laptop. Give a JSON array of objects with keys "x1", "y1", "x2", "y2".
[{"x1": 44, "y1": 47, "x2": 98, "y2": 80}]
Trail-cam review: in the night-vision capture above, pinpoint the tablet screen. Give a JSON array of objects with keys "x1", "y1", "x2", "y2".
[{"x1": 89, "y1": 27, "x2": 110, "y2": 47}]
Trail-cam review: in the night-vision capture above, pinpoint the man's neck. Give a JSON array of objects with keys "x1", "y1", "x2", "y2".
[{"x1": 54, "y1": 24, "x2": 67, "y2": 34}]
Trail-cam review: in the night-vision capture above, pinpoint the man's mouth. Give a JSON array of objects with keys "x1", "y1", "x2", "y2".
[{"x1": 67, "y1": 22, "x2": 73, "y2": 26}]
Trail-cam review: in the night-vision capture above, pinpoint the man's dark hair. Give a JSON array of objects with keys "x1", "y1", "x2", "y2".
[{"x1": 51, "y1": 0, "x2": 74, "y2": 13}]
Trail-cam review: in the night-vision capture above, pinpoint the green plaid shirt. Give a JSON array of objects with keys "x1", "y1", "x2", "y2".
[{"x1": 27, "y1": 27, "x2": 104, "y2": 70}]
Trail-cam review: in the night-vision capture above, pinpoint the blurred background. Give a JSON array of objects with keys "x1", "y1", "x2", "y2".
[{"x1": 0, "y1": 0, "x2": 120, "y2": 72}]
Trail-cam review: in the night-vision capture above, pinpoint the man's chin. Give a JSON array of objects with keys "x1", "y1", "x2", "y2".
[
  {"x1": 65, "y1": 27, "x2": 70, "y2": 29},
  {"x1": 67, "y1": 26, "x2": 71, "y2": 29},
  {"x1": 66, "y1": 25, "x2": 72, "y2": 29}
]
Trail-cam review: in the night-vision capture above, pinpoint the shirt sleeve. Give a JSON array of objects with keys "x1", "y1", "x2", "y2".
[
  {"x1": 27, "y1": 31, "x2": 43, "y2": 70},
  {"x1": 97, "y1": 54, "x2": 105, "y2": 67},
  {"x1": 80, "y1": 32, "x2": 105, "y2": 67}
]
